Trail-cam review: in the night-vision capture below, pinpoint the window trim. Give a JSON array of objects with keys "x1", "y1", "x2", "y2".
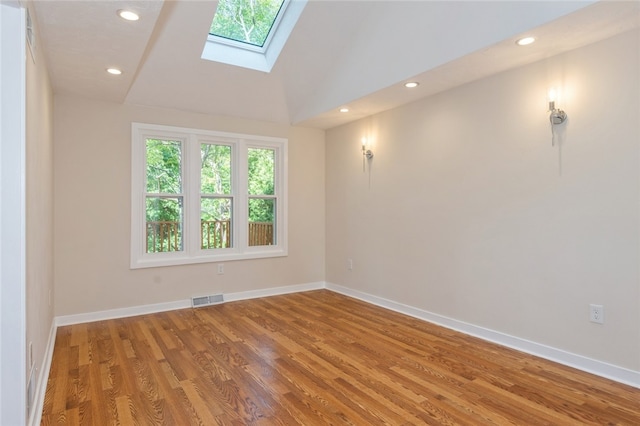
[{"x1": 131, "y1": 122, "x2": 288, "y2": 269}]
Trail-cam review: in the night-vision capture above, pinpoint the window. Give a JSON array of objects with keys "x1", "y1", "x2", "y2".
[
  {"x1": 201, "y1": 0, "x2": 307, "y2": 72},
  {"x1": 131, "y1": 123, "x2": 287, "y2": 269},
  {"x1": 209, "y1": 0, "x2": 286, "y2": 48}
]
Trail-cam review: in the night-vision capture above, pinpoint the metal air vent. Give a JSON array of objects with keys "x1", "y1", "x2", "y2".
[{"x1": 191, "y1": 293, "x2": 224, "y2": 308}]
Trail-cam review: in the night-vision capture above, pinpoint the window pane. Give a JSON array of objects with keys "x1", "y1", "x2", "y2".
[
  {"x1": 146, "y1": 139, "x2": 182, "y2": 193},
  {"x1": 201, "y1": 144, "x2": 232, "y2": 194},
  {"x1": 201, "y1": 197, "x2": 233, "y2": 249},
  {"x1": 209, "y1": 0, "x2": 285, "y2": 47},
  {"x1": 248, "y1": 148, "x2": 275, "y2": 195},
  {"x1": 146, "y1": 197, "x2": 183, "y2": 252},
  {"x1": 248, "y1": 198, "x2": 274, "y2": 246}
]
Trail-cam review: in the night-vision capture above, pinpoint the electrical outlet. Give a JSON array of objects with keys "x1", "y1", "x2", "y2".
[
  {"x1": 217, "y1": 264, "x2": 224, "y2": 275},
  {"x1": 589, "y1": 304, "x2": 604, "y2": 324},
  {"x1": 347, "y1": 258, "x2": 353, "y2": 271}
]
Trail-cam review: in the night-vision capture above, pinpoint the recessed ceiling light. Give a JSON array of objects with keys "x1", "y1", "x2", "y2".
[
  {"x1": 516, "y1": 36, "x2": 536, "y2": 46},
  {"x1": 106, "y1": 68, "x2": 123, "y2": 75},
  {"x1": 339, "y1": 108, "x2": 349, "y2": 113},
  {"x1": 404, "y1": 82, "x2": 419, "y2": 88},
  {"x1": 117, "y1": 9, "x2": 139, "y2": 21}
]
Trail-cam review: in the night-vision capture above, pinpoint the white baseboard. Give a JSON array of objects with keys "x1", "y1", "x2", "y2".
[
  {"x1": 55, "y1": 299, "x2": 192, "y2": 327},
  {"x1": 325, "y1": 282, "x2": 640, "y2": 389},
  {"x1": 28, "y1": 320, "x2": 57, "y2": 426},
  {"x1": 55, "y1": 281, "x2": 326, "y2": 327},
  {"x1": 224, "y1": 281, "x2": 324, "y2": 302}
]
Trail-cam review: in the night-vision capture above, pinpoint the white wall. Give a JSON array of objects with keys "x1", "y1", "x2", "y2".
[
  {"x1": 24, "y1": 1, "x2": 55, "y2": 421},
  {"x1": 326, "y1": 29, "x2": 640, "y2": 371},
  {"x1": 53, "y1": 97, "x2": 325, "y2": 316}
]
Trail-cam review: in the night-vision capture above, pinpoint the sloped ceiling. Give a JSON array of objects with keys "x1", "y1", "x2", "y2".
[{"x1": 32, "y1": 0, "x2": 640, "y2": 129}]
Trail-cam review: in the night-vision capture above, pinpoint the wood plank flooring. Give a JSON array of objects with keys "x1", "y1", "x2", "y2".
[{"x1": 41, "y1": 290, "x2": 640, "y2": 425}]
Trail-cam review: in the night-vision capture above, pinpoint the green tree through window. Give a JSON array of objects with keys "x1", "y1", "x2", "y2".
[
  {"x1": 210, "y1": 0, "x2": 285, "y2": 47},
  {"x1": 201, "y1": 144, "x2": 233, "y2": 249},
  {"x1": 248, "y1": 148, "x2": 275, "y2": 245},
  {"x1": 145, "y1": 139, "x2": 183, "y2": 253}
]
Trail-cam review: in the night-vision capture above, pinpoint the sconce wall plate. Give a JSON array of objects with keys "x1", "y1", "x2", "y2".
[
  {"x1": 548, "y1": 100, "x2": 567, "y2": 125},
  {"x1": 550, "y1": 109, "x2": 567, "y2": 125}
]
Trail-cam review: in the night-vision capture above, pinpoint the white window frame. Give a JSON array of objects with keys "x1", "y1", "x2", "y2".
[
  {"x1": 131, "y1": 123, "x2": 288, "y2": 269},
  {"x1": 201, "y1": 0, "x2": 307, "y2": 72}
]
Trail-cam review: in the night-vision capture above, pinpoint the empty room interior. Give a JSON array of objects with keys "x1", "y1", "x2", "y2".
[{"x1": 2, "y1": 0, "x2": 640, "y2": 424}]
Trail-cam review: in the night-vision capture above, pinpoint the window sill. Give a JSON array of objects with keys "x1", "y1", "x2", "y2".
[{"x1": 130, "y1": 247, "x2": 288, "y2": 269}]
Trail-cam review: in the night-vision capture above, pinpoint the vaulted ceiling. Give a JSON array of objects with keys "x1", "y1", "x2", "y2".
[{"x1": 32, "y1": 0, "x2": 640, "y2": 129}]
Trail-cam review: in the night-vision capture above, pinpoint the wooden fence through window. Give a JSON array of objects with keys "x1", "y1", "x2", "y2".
[
  {"x1": 146, "y1": 221, "x2": 181, "y2": 252},
  {"x1": 201, "y1": 220, "x2": 231, "y2": 249},
  {"x1": 249, "y1": 222, "x2": 274, "y2": 246},
  {"x1": 146, "y1": 220, "x2": 273, "y2": 253}
]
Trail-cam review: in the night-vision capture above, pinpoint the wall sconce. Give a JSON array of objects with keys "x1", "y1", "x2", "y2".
[
  {"x1": 361, "y1": 137, "x2": 373, "y2": 171},
  {"x1": 548, "y1": 89, "x2": 567, "y2": 125},
  {"x1": 548, "y1": 89, "x2": 567, "y2": 146}
]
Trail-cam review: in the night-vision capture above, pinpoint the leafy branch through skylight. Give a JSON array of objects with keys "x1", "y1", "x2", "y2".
[{"x1": 210, "y1": 0, "x2": 285, "y2": 47}]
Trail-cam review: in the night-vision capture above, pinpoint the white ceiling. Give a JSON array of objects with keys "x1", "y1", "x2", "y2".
[{"x1": 32, "y1": 0, "x2": 640, "y2": 130}]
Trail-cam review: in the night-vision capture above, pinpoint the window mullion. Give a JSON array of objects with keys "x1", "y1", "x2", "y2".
[
  {"x1": 236, "y1": 140, "x2": 248, "y2": 250},
  {"x1": 186, "y1": 135, "x2": 200, "y2": 255},
  {"x1": 276, "y1": 143, "x2": 287, "y2": 253}
]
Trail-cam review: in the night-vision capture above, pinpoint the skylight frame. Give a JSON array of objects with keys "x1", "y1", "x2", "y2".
[
  {"x1": 208, "y1": 0, "x2": 289, "y2": 52},
  {"x1": 202, "y1": 0, "x2": 307, "y2": 73}
]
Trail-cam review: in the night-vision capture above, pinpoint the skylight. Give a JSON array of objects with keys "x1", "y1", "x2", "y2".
[
  {"x1": 210, "y1": 0, "x2": 286, "y2": 48},
  {"x1": 202, "y1": 0, "x2": 307, "y2": 72}
]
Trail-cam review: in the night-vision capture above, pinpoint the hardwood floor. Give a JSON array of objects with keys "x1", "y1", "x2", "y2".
[{"x1": 41, "y1": 290, "x2": 640, "y2": 425}]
